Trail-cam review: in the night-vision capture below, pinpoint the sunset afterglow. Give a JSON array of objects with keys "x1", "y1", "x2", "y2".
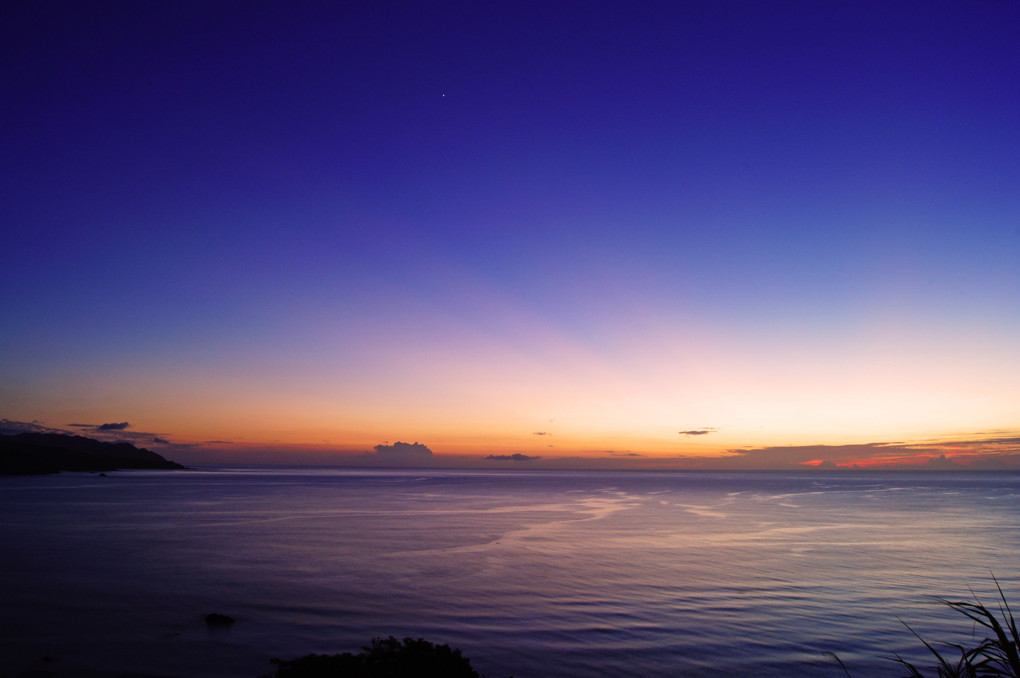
[{"x1": 3, "y1": 2, "x2": 1019, "y2": 470}]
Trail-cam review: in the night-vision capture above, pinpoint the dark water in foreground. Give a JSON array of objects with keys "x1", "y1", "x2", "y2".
[{"x1": 2, "y1": 469, "x2": 1019, "y2": 678}]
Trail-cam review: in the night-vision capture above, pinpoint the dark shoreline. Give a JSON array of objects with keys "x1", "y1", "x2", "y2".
[{"x1": 0, "y1": 432, "x2": 185, "y2": 475}]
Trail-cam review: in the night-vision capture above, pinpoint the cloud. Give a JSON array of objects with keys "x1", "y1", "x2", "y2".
[
  {"x1": 679, "y1": 428, "x2": 718, "y2": 436},
  {"x1": 0, "y1": 419, "x2": 66, "y2": 435},
  {"x1": 68, "y1": 421, "x2": 132, "y2": 432},
  {"x1": 2, "y1": 419, "x2": 182, "y2": 451},
  {"x1": 371, "y1": 441, "x2": 434, "y2": 462},
  {"x1": 703, "y1": 435, "x2": 1020, "y2": 470},
  {"x1": 532, "y1": 431, "x2": 550, "y2": 436},
  {"x1": 969, "y1": 454, "x2": 1020, "y2": 470},
  {"x1": 485, "y1": 453, "x2": 541, "y2": 461},
  {"x1": 604, "y1": 450, "x2": 643, "y2": 457},
  {"x1": 926, "y1": 454, "x2": 958, "y2": 469},
  {"x1": 706, "y1": 443, "x2": 905, "y2": 470}
]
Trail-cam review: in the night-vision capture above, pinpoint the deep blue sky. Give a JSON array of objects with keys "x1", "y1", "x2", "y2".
[{"x1": 3, "y1": 1, "x2": 1019, "y2": 466}]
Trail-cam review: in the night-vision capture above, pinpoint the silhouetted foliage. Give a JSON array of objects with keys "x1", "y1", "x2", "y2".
[
  {"x1": 265, "y1": 636, "x2": 480, "y2": 678},
  {"x1": 893, "y1": 580, "x2": 1020, "y2": 677},
  {"x1": 827, "y1": 578, "x2": 1020, "y2": 677}
]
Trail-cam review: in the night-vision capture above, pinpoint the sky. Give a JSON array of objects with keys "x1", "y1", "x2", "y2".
[{"x1": 3, "y1": 1, "x2": 1019, "y2": 470}]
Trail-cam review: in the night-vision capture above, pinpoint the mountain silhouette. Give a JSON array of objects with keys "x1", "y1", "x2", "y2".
[{"x1": 0, "y1": 432, "x2": 186, "y2": 475}]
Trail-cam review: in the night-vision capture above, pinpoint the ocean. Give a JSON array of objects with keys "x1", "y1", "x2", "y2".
[{"x1": 2, "y1": 468, "x2": 1019, "y2": 678}]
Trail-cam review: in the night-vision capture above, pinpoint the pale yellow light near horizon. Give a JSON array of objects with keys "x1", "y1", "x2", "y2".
[{"x1": 10, "y1": 298, "x2": 1019, "y2": 461}]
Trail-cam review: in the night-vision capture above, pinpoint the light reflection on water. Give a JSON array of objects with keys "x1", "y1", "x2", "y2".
[{"x1": 1, "y1": 469, "x2": 1019, "y2": 677}]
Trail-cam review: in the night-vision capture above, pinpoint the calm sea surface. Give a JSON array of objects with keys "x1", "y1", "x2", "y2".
[{"x1": 2, "y1": 468, "x2": 1019, "y2": 678}]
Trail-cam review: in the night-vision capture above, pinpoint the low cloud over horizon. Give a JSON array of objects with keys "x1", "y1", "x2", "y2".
[
  {"x1": 683, "y1": 436, "x2": 1020, "y2": 471},
  {"x1": 3, "y1": 419, "x2": 1019, "y2": 470},
  {"x1": 367, "y1": 441, "x2": 435, "y2": 466},
  {"x1": 485, "y1": 453, "x2": 541, "y2": 462}
]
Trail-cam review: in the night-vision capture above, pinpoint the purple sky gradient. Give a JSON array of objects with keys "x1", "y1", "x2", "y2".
[{"x1": 3, "y1": 1, "x2": 1019, "y2": 467}]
